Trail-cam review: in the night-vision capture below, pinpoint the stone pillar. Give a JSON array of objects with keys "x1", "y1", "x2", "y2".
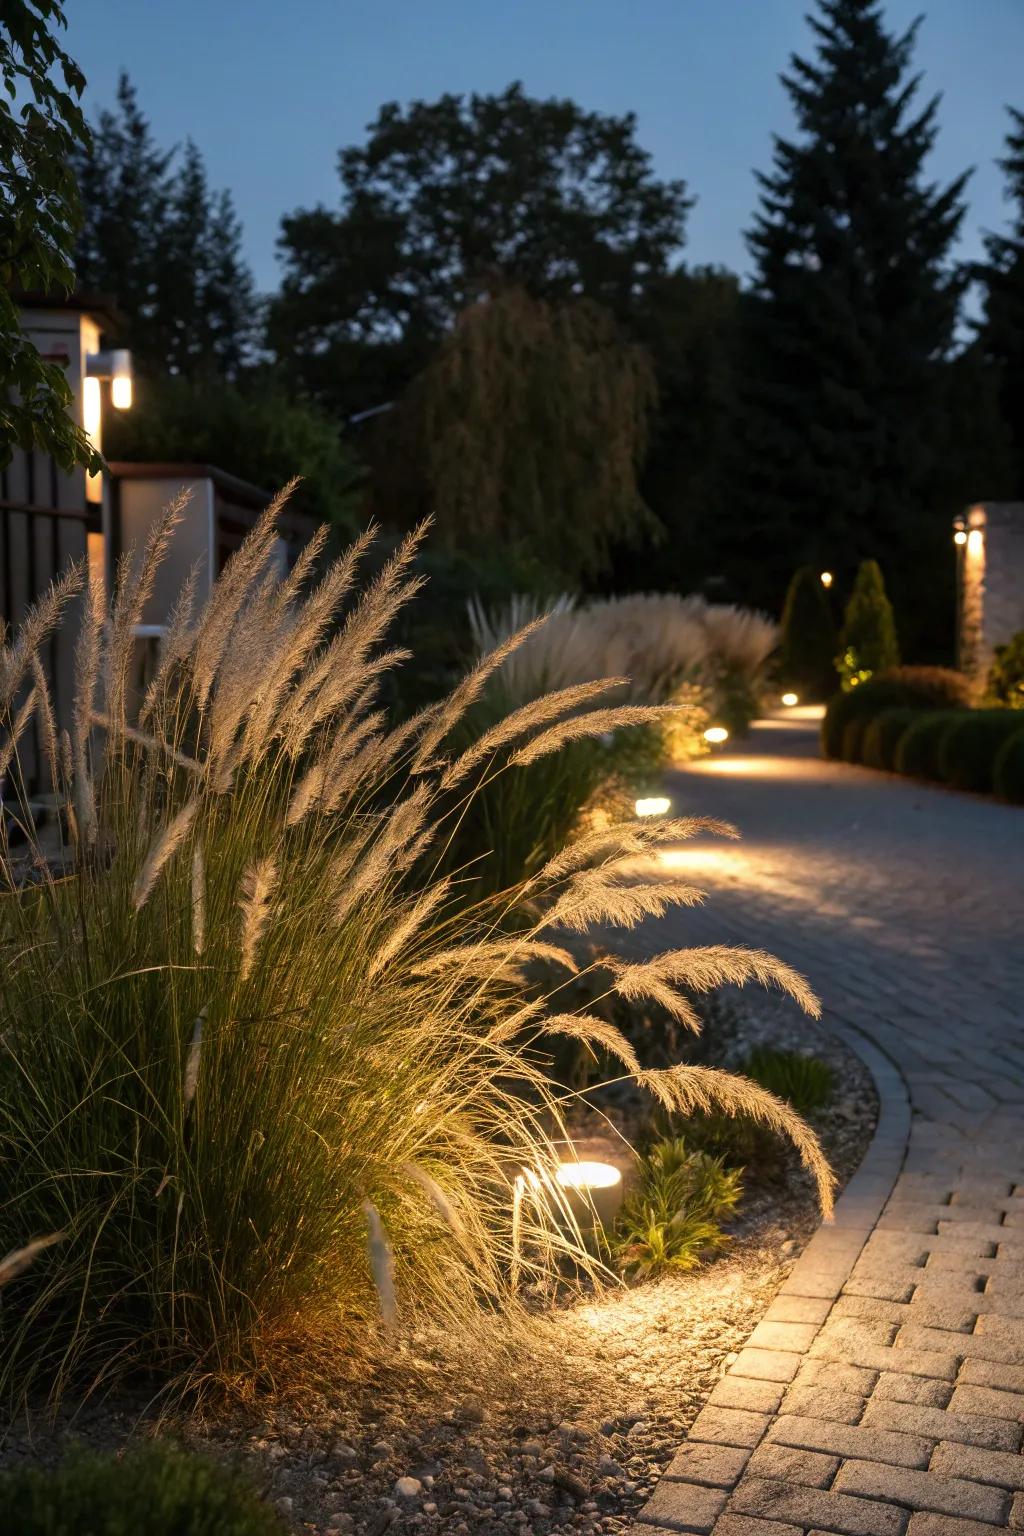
[{"x1": 956, "y1": 503, "x2": 1024, "y2": 693}]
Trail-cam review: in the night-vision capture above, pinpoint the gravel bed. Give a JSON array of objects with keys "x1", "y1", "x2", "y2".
[{"x1": 0, "y1": 991, "x2": 877, "y2": 1535}]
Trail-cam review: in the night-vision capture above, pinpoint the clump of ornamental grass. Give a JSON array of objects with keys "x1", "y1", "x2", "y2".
[{"x1": 0, "y1": 486, "x2": 832, "y2": 1412}]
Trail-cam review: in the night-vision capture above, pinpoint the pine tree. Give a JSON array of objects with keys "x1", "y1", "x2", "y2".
[
  {"x1": 779, "y1": 566, "x2": 837, "y2": 700},
  {"x1": 979, "y1": 109, "x2": 1024, "y2": 498},
  {"x1": 71, "y1": 75, "x2": 255, "y2": 380},
  {"x1": 736, "y1": 0, "x2": 968, "y2": 658},
  {"x1": 838, "y1": 558, "x2": 899, "y2": 689}
]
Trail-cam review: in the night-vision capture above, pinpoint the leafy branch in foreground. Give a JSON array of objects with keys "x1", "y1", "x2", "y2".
[{"x1": 0, "y1": 485, "x2": 832, "y2": 1409}]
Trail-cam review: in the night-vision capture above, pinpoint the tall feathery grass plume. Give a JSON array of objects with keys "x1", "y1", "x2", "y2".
[{"x1": 0, "y1": 486, "x2": 828, "y2": 1410}]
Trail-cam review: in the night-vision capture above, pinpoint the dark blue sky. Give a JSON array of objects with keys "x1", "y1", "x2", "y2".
[{"x1": 66, "y1": 0, "x2": 1024, "y2": 294}]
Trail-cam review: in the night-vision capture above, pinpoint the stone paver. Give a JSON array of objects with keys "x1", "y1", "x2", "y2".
[{"x1": 629, "y1": 712, "x2": 1024, "y2": 1535}]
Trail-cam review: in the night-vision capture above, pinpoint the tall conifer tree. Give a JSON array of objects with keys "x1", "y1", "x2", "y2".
[
  {"x1": 736, "y1": 0, "x2": 968, "y2": 655},
  {"x1": 979, "y1": 109, "x2": 1024, "y2": 497}
]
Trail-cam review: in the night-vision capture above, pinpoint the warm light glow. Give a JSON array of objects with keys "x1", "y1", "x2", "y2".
[
  {"x1": 111, "y1": 373, "x2": 133, "y2": 410},
  {"x1": 820, "y1": 570, "x2": 834, "y2": 588},
  {"x1": 83, "y1": 375, "x2": 102, "y2": 441},
  {"x1": 781, "y1": 692, "x2": 799, "y2": 707},
  {"x1": 966, "y1": 528, "x2": 984, "y2": 558},
  {"x1": 635, "y1": 796, "x2": 671, "y2": 817},
  {"x1": 555, "y1": 1161, "x2": 622, "y2": 1191},
  {"x1": 704, "y1": 726, "x2": 729, "y2": 744},
  {"x1": 953, "y1": 528, "x2": 967, "y2": 547}
]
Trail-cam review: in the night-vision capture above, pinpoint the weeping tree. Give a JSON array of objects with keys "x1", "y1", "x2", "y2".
[{"x1": 374, "y1": 288, "x2": 659, "y2": 589}]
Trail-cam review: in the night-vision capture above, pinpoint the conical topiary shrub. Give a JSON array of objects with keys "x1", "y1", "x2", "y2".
[
  {"x1": 837, "y1": 559, "x2": 899, "y2": 691},
  {"x1": 779, "y1": 566, "x2": 837, "y2": 700}
]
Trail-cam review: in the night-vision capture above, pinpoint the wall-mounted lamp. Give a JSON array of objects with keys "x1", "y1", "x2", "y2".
[
  {"x1": 86, "y1": 348, "x2": 133, "y2": 410},
  {"x1": 819, "y1": 570, "x2": 834, "y2": 589},
  {"x1": 966, "y1": 528, "x2": 984, "y2": 558},
  {"x1": 953, "y1": 528, "x2": 967, "y2": 546}
]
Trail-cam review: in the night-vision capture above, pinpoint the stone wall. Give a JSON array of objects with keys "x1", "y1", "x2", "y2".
[{"x1": 958, "y1": 502, "x2": 1024, "y2": 689}]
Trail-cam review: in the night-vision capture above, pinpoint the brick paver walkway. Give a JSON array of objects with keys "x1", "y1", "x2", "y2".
[{"x1": 631, "y1": 711, "x2": 1024, "y2": 1536}]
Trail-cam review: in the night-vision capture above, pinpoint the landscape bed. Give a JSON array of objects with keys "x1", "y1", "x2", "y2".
[{"x1": 0, "y1": 991, "x2": 877, "y2": 1536}]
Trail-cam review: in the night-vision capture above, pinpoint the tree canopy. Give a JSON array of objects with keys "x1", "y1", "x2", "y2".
[
  {"x1": 71, "y1": 74, "x2": 256, "y2": 380},
  {"x1": 979, "y1": 108, "x2": 1024, "y2": 498},
  {"x1": 371, "y1": 287, "x2": 659, "y2": 587},
  {"x1": 735, "y1": 0, "x2": 968, "y2": 655},
  {"x1": 269, "y1": 82, "x2": 691, "y2": 418},
  {"x1": 1, "y1": 0, "x2": 99, "y2": 472}
]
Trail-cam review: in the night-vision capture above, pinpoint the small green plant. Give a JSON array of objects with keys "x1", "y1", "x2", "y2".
[
  {"x1": 0, "y1": 1441, "x2": 283, "y2": 1536},
  {"x1": 986, "y1": 631, "x2": 1024, "y2": 709},
  {"x1": 779, "y1": 566, "x2": 837, "y2": 701},
  {"x1": 743, "y1": 1047, "x2": 834, "y2": 1116},
  {"x1": 613, "y1": 1137, "x2": 742, "y2": 1280},
  {"x1": 836, "y1": 560, "x2": 899, "y2": 691}
]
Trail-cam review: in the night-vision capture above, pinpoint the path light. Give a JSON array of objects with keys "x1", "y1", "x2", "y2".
[
  {"x1": 635, "y1": 796, "x2": 671, "y2": 817},
  {"x1": 781, "y1": 692, "x2": 799, "y2": 707},
  {"x1": 820, "y1": 570, "x2": 834, "y2": 588},
  {"x1": 704, "y1": 726, "x2": 729, "y2": 745},
  {"x1": 555, "y1": 1160, "x2": 624, "y2": 1228}
]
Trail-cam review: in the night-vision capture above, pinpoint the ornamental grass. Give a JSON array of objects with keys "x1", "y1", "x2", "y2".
[{"x1": 0, "y1": 485, "x2": 832, "y2": 1411}]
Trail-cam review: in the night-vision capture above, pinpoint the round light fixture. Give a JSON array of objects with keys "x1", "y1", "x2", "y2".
[
  {"x1": 781, "y1": 692, "x2": 799, "y2": 707},
  {"x1": 820, "y1": 570, "x2": 834, "y2": 588},
  {"x1": 953, "y1": 529, "x2": 967, "y2": 547},
  {"x1": 704, "y1": 726, "x2": 729, "y2": 745},
  {"x1": 635, "y1": 796, "x2": 671, "y2": 817}
]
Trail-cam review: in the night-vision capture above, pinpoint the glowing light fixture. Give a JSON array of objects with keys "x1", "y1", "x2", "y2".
[
  {"x1": 635, "y1": 795, "x2": 671, "y2": 817},
  {"x1": 781, "y1": 692, "x2": 799, "y2": 707},
  {"x1": 953, "y1": 527, "x2": 967, "y2": 546},
  {"x1": 555, "y1": 1161, "x2": 621, "y2": 1191},
  {"x1": 820, "y1": 570, "x2": 834, "y2": 588},
  {"x1": 704, "y1": 726, "x2": 729, "y2": 745},
  {"x1": 555, "y1": 1159, "x2": 623, "y2": 1227},
  {"x1": 111, "y1": 372, "x2": 133, "y2": 410},
  {"x1": 82, "y1": 375, "x2": 102, "y2": 441},
  {"x1": 966, "y1": 528, "x2": 984, "y2": 558}
]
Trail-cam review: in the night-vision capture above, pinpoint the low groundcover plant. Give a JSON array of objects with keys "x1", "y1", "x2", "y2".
[{"x1": 0, "y1": 485, "x2": 832, "y2": 1410}]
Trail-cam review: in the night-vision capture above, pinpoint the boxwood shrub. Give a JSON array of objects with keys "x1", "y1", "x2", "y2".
[
  {"x1": 994, "y1": 727, "x2": 1024, "y2": 804},
  {"x1": 861, "y1": 708, "x2": 922, "y2": 772},
  {"x1": 822, "y1": 666, "x2": 970, "y2": 761},
  {"x1": 938, "y1": 711, "x2": 1024, "y2": 794},
  {"x1": 893, "y1": 712, "x2": 957, "y2": 781}
]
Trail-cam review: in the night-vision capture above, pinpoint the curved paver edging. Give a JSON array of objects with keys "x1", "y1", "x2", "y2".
[{"x1": 630, "y1": 1008, "x2": 912, "y2": 1535}]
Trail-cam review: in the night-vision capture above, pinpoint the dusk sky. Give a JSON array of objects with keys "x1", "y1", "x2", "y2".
[{"x1": 66, "y1": 0, "x2": 1024, "y2": 295}]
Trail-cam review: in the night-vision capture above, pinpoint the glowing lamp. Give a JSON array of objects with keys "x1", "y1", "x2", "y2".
[
  {"x1": 111, "y1": 372, "x2": 133, "y2": 410},
  {"x1": 704, "y1": 726, "x2": 729, "y2": 745},
  {"x1": 953, "y1": 528, "x2": 967, "y2": 547},
  {"x1": 966, "y1": 529, "x2": 984, "y2": 558},
  {"x1": 555, "y1": 1160, "x2": 623, "y2": 1227},
  {"x1": 820, "y1": 570, "x2": 834, "y2": 588},
  {"x1": 82, "y1": 375, "x2": 102, "y2": 441},
  {"x1": 635, "y1": 796, "x2": 671, "y2": 817},
  {"x1": 781, "y1": 692, "x2": 799, "y2": 707}
]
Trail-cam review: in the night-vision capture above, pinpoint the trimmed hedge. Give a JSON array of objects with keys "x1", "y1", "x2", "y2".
[
  {"x1": 840, "y1": 715, "x2": 871, "y2": 764},
  {"x1": 938, "y1": 711, "x2": 1024, "y2": 794},
  {"x1": 994, "y1": 727, "x2": 1024, "y2": 804},
  {"x1": 822, "y1": 666, "x2": 971, "y2": 761},
  {"x1": 861, "y1": 708, "x2": 922, "y2": 772},
  {"x1": 893, "y1": 712, "x2": 956, "y2": 781}
]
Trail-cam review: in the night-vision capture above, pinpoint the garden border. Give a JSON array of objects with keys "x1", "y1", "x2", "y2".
[{"x1": 630, "y1": 1007, "x2": 912, "y2": 1534}]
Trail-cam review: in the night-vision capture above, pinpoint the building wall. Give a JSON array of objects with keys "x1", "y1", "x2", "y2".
[{"x1": 959, "y1": 503, "x2": 1024, "y2": 690}]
